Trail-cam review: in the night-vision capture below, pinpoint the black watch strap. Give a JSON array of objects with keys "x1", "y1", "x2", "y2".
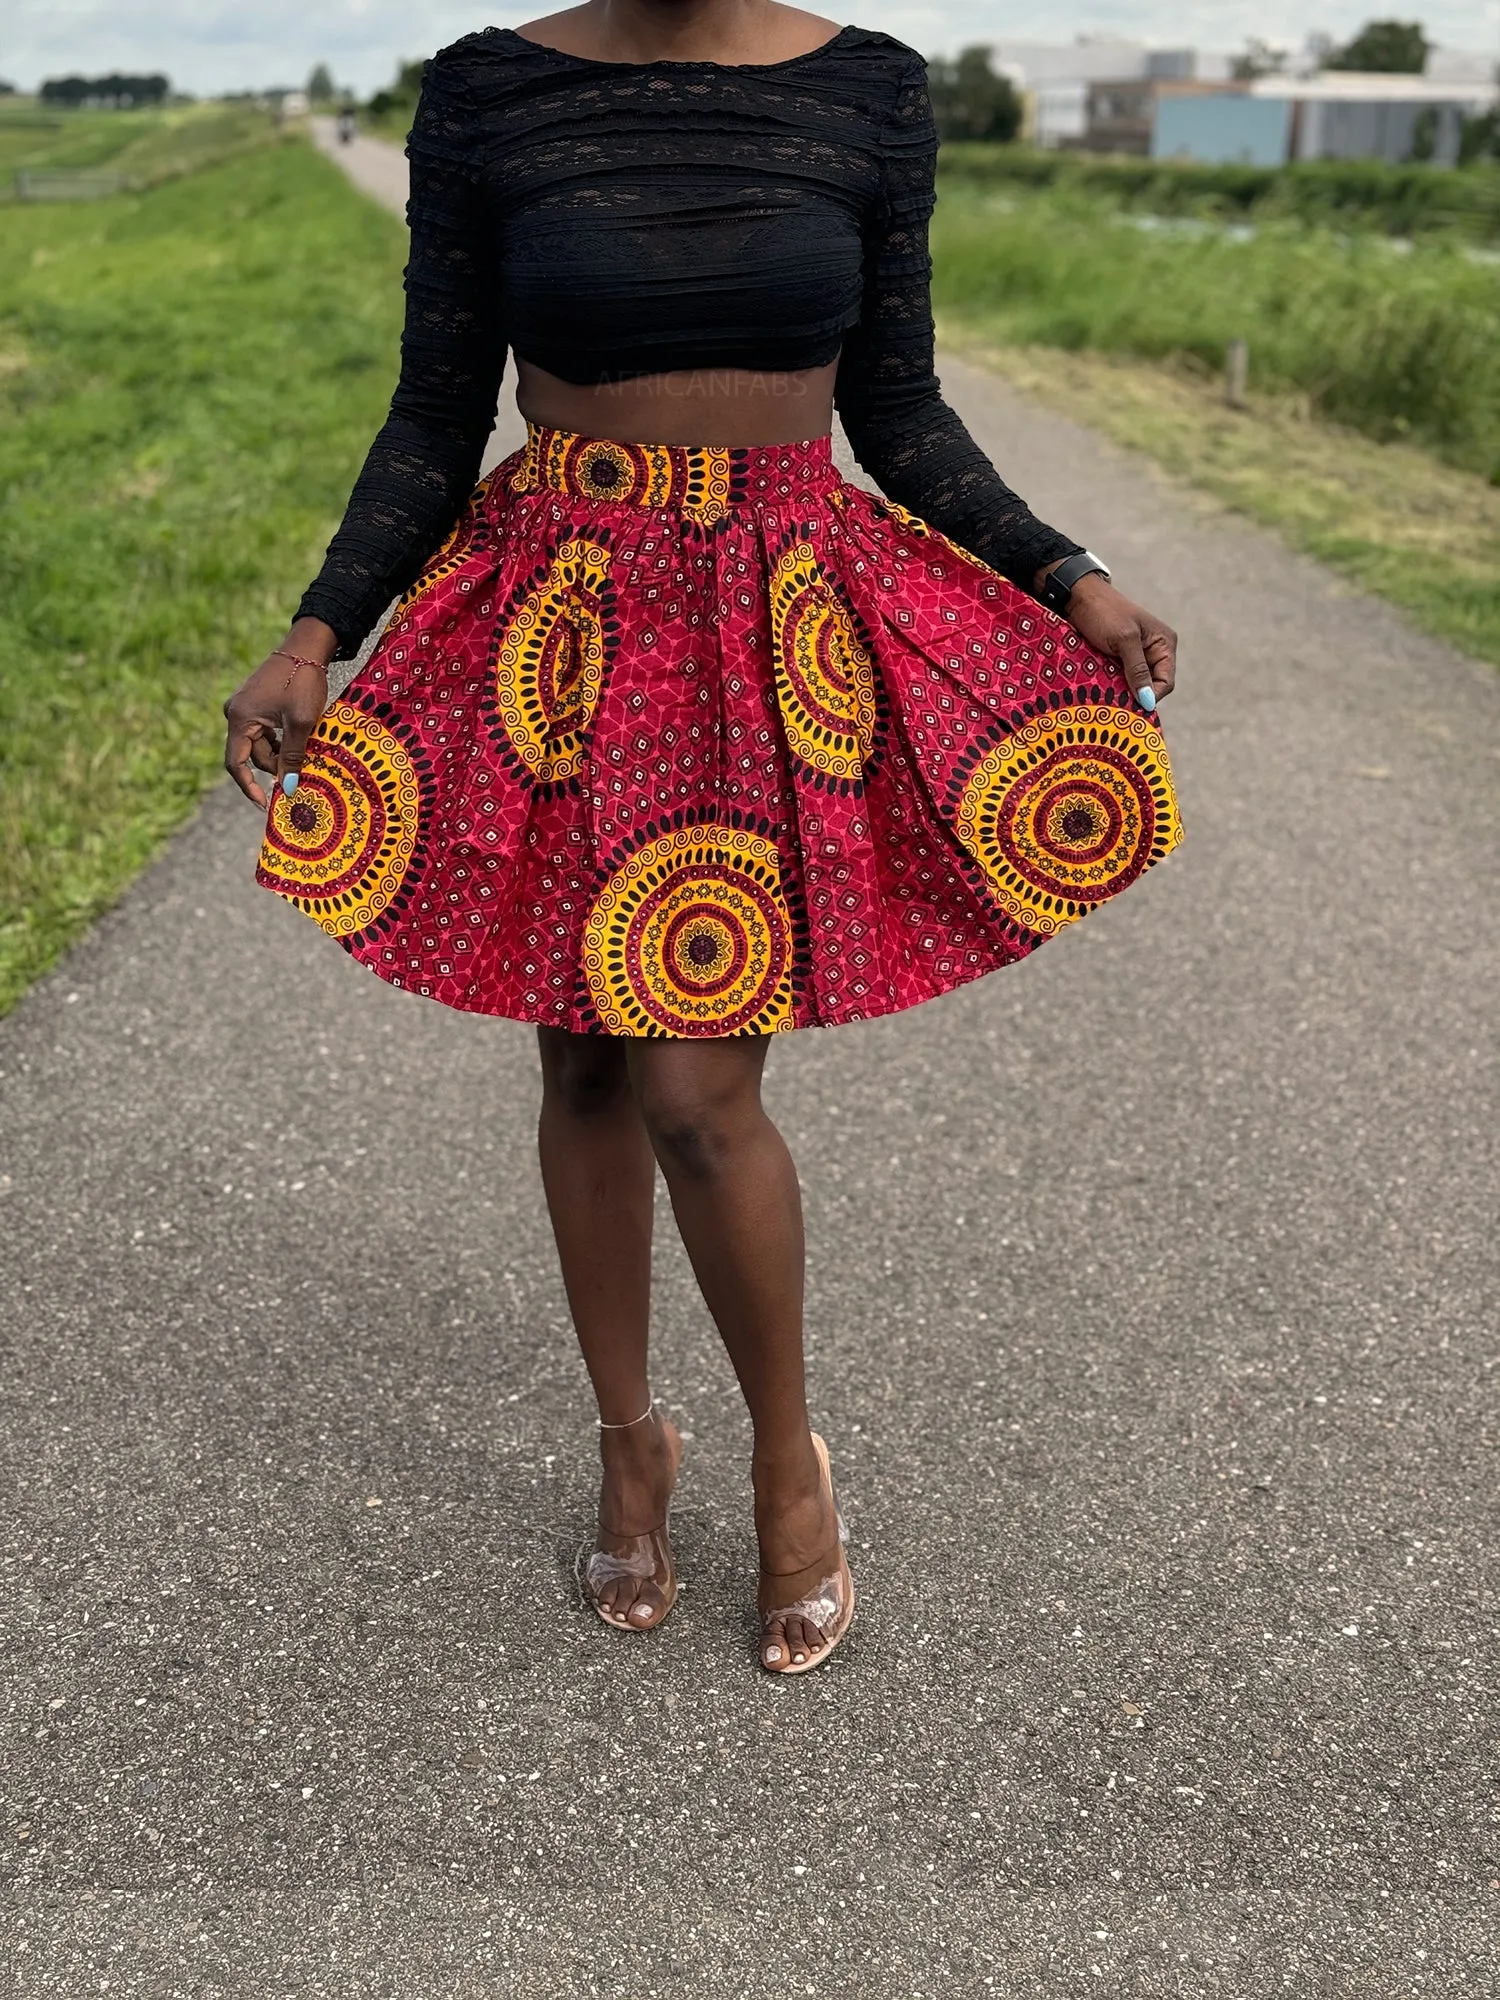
[{"x1": 1040, "y1": 550, "x2": 1111, "y2": 613}]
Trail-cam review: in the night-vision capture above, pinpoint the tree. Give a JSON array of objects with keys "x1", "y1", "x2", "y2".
[
  {"x1": 1459, "y1": 108, "x2": 1500, "y2": 163},
  {"x1": 1327, "y1": 20, "x2": 1430, "y2": 73},
  {"x1": 928, "y1": 46, "x2": 1022, "y2": 144},
  {"x1": 40, "y1": 72, "x2": 169, "y2": 107},
  {"x1": 307, "y1": 63, "x2": 336, "y2": 103},
  {"x1": 367, "y1": 57, "x2": 429, "y2": 118},
  {"x1": 1230, "y1": 39, "x2": 1289, "y2": 82},
  {"x1": 1409, "y1": 105, "x2": 1437, "y2": 158}
]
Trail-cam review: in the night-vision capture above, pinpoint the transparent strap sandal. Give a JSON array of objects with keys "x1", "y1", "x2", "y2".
[
  {"x1": 584, "y1": 1529, "x2": 677, "y2": 1631},
  {"x1": 758, "y1": 1433, "x2": 856, "y2": 1676},
  {"x1": 582, "y1": 1409, "x2": 681, "y2": 1632}
]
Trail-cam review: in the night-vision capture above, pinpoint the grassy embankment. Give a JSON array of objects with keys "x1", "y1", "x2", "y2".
[
  {"x1": 0, "y1": 135, "x2": 408, "y2": 1014},
  {"x1": 0, "y1": 98, "x2": 285, "y2": 194},
  {"x1": 933, "y1": 150, "x2": 1500, "y2": 667}
]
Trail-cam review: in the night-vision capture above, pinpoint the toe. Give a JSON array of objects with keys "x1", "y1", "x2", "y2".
[
  {"x1": 630, "y1": 1581, "x2": 667, "y2": 1629},
  {"x1": 762, "y1": 1616, "x2": 789, "y2": 1670},
  {"x1": 785, "y1": 1614, "x2": 825, "y2": 1667},
  {"x1": 594, "y1": 1574, "x2": 629, "y2": 1625}
]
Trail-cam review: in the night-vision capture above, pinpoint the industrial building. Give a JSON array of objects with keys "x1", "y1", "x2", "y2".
[{"x1": 979, "y1": 36, "x2": 1499, "y2": 166}]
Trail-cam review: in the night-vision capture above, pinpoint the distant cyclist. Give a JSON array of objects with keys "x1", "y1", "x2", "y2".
[{"x1": 336, "y1": 104, "x2": 356, "y2": 144}]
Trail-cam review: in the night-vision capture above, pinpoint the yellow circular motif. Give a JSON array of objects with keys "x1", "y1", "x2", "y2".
[
  {"x1": 769, "y1": 543, "x2": 876, "y2": 784},
  {"x1": 574, "y1": 440, "x2": 640, "y2": 502},
  {"x1": 583, "y1": 824, "x2": 795, "y2": 1036},
  {"x1": 256, "y1": 701, "x2": 427, "y2": 939},
  {"x1": 492, "y1": 540, "x2": 615, "y2": 786},
  {"x1": 955, "y1": 703, "x2": 1181, "y2": 937}
]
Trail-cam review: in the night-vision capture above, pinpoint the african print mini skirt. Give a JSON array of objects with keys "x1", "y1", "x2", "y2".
[{"x1": 257, "y1": 425, "x2": 1181, "y2": 1035}]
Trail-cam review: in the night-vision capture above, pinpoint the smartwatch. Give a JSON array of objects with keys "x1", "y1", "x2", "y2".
[{"x1": 1039, "y1": 550, "x2": 1111, "y2": 614}]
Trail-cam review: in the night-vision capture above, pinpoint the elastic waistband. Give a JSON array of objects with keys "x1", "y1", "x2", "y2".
[{"x1": 507, "y1": 422, "x2": 836, "y2": 523}]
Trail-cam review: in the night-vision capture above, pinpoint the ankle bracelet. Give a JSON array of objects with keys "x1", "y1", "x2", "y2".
[{"x1": 598, "y1": 1399, "x2": 656, "y2": 1430}]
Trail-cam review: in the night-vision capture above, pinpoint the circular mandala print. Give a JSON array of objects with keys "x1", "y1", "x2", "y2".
[
  {"x1": 571, "y1": 438, "x2": 648, "y2": 503},
  {"x1": 955, "y1": 703, "x2": 1180, "y2": 937},
  {"x1": 490, "y1": 539, "x2": 616, "y2": 787},
  {"x1": 256, "y1": 701, "x2": 428, "y2": 939},
  {"x1": 769, "y1": 543, "x2": 876, "y2": 785},
  {"x1": 583, "y1": 824, "x2": 795, "y2": 1036}
]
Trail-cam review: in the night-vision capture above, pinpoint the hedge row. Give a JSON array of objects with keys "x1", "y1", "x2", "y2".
[{"x1": 937, "y1": 144, "x2": 1500, "y2": 241}]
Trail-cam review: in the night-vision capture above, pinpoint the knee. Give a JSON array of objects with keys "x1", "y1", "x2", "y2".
[
  {"x1": 539, "y1": 1036, "x2": 631, "y2": 1121},
  {"x1": 637, "y1": 1077, "x2": 760, "y2": 1182}
]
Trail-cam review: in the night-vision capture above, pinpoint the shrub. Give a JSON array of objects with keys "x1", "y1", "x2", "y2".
[{"x1": 938, "y1": 144, "x2": 1500, "y2": 243}]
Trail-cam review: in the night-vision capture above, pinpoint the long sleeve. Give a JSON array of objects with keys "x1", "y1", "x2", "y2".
[
  {"x1": 834, "y1": 57, "x2": 1083, "y2": 595},
  {"x1": 295, "y1": 56, "x2": 508, "y2": 658}
]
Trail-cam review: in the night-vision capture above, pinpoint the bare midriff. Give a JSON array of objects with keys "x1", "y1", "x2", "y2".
[{"x1": 513, "y1": 356, "x2": 841, "y2": 448}]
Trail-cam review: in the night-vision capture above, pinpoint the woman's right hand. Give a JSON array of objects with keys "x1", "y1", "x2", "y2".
[{"x1": 223, "y1": 619, "x2": 337, "y2": 809}]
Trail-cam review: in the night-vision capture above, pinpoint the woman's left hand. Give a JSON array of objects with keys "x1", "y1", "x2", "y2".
[{"x1": 1057, "y1": 573, "x2": 1177, "y2": 714}]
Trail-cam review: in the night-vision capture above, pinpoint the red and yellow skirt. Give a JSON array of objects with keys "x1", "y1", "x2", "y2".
[{"x1": 257, "y1": 426, "x2": 1181, "y2": 1035}]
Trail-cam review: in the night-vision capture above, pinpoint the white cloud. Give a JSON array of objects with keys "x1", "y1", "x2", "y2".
[{"x1": 2, "y1": 1, "x2": 1496, "y2": 95}]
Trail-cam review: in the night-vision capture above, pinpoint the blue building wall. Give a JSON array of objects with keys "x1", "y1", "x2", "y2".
[{"x1": 1151, "y1": 95, "x2": 1292, "y2": 167}]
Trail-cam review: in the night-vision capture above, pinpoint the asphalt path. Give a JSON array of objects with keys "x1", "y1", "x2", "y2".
[{"x1": 1, "y1": 128, "x2": 1497, "y2": 1999}]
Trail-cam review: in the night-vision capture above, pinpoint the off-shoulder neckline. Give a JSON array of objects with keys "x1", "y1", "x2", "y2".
[{"x1": 496, "y1": 22, "x2": 861, "y2": 73}]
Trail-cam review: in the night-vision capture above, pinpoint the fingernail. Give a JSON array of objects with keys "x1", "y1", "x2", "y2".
[
  {"x1": 281, "y1": 772, "x2": 299, "y2": 795},
  {"x1": 1136, "y1": 686, "x2": 1157, "y2": 714}
]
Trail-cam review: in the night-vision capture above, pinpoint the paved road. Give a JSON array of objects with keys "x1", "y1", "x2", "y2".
[
  {"x1": 2, "y1": 132, "x2": 1497, "y2": 2000},
  {"x1": 311, "y1": 118, "x2": 411, "y2": 223}
]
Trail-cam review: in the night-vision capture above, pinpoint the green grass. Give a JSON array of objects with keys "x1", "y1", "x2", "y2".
[
  {"x1": 0, "y1": 99, "x2": 285, "y2": 195},
  {"x1": 931, "y1": 179, "x2": 1500, "y2": 483},
  {"x1": 931, "y1": 172, "x2": 1500, "y2": 661},
  {"x1": 947, "y1": 338, "x2": 1500, "y2": 669},
  {"x1": 0, "y1": 139, "x2": 408, "y2": 1014},
  {"x1": 361, "y1": 104, "x2": 417, "y2": 147}
]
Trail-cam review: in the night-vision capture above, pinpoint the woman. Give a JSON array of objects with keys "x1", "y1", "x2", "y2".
[{"x1": 224, "y1": 0, "x2": 1181, "y2": 1676}]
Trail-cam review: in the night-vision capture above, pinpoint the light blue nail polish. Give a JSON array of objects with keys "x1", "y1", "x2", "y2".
[
  {"x1": 1137, "y1": 686, "x2": 1158, "y2": 713},
  {"x1": 281, "y1": 772, "x2": 299, "y2": 795}
]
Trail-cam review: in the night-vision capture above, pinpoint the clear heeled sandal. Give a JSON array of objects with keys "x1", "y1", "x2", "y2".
[
  {"x1": 758, "y1": 1432, "x2": 855, "y2": 1676},
  {"x1": 582, "y1": 1404, "x2": 681, "y2": 1633}
]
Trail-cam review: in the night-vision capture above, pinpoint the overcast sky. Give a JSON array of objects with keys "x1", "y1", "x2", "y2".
[{"x1": 3, "y1": 2, "x2": 1497, "y2": 96}]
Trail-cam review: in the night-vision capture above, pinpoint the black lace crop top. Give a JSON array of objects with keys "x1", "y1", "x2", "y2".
[{"x1": 296, "y1": 24, "x2": 1082, "y2": 656}]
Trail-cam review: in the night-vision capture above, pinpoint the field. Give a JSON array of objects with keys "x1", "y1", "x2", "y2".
[
  {"x1": 0, "y1": 97, "x2": 285, "y2": 193},
  {"x1": 931, "y1": 176, "x2": 1500, "y2": 481},
  {"x1": 931, "y1": 162, "x2": 1500, "y2": 664},
  {"x1": 0, "y1": 140, "x2": 408, "y2": 1014}
]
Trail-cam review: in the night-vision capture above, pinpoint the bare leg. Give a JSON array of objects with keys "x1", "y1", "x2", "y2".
[
  {"x1": 536, "y1": 1028, "x2": 679, "y2": 1627},
  {"x1": 627, "y1": 1039, "x2": 842, "y2": 1669}
]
